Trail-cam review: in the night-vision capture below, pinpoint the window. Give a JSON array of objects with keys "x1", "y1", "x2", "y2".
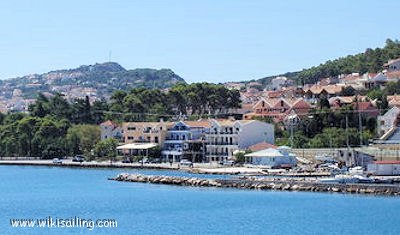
[
  {"x1": 127, "y1": 136, "x2": 134, "y2": 140},
  {"x1": 155, "y1": 137, "x2": 159, "y2": 143},
  {"x1": 127, "y1": 127, "x2": 136, "y2": 131}
]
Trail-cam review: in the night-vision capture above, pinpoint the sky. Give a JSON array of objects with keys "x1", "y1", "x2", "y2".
[{"x1": 0, "y1": 0, "x2": 399, "y2": 83}]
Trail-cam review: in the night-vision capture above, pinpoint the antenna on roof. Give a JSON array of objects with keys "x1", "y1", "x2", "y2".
[{"x1": 108, "y1": 50, "x2": 112, "y2": 62}]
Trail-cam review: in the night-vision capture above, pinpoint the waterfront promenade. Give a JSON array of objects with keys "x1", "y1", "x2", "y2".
[{"x1": 0, "y1": 159, "x2": 264, "y2": 175}]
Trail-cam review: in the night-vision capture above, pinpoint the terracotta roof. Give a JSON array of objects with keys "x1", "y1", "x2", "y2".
[
  {"x1": 353, "y1": 101, "x2": 375, "y2": 111},
  {"x1": 386, "y1": 71, "x2": 400, "y2": 79},
  {"x1": 183, "y1": 120, "x2": 211, "y2": 128},
  {"x1": 305, "y1": 84, "x2": 344, "y2": 95},
  {"x1": 248, "y1": 142, "x2": 277, "y2": 152}
]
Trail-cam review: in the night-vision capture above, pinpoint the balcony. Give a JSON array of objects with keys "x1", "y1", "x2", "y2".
[
  {"x1": 206, "y1": 132, "x2": 238, "y2": 135},
  {"x1": 206, "y1": 142, "x2": 238, "y2": 146}
]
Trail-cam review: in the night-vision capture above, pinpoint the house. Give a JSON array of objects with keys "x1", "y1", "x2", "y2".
[
  {"x1": 367, "y1": 161, "x2": 400, "y2": 175},
  {"x1": 384, "y1": 58, "x2": 400, "y2": 72},
  {"x1": 364, "y1": 73, "x2": 389, "y2": 89},
  {"x1": 100, "y1": 120, "x2": 123, "y2": 141},
  {"x1": 161, "y1": 120, "x2": 211, "y2": 163},
  {"x1": 267, "y1": 76, "x2": 293, "y2": 90},
  {"x1": 205, "y1": 119, "x2": 274, "y2": 162},
  {"x1": 122, "y1": 121, "x2": 174, "y2": 145},
  {"x1": 377, "y1": 106, "x2": 400, "y2": 137},
  {"x1": 245, "y1": 146, "x2": 297, "y2": 168},
  {"x1": 352, "y1": 101, "x2": 379, "y2": 118},
  {"x1": 244, "y1": 97, "x2": 312, "y2": 122},
  {"x1": 304, "y1": 84, "x2": 344, "y2": 100}
]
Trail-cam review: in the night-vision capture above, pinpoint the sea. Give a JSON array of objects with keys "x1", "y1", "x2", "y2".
[{"x1": 0, "y1": 165, "x2": 399, "y2": 235}]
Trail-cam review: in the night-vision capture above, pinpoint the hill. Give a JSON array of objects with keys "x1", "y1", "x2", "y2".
[
  {"x1": 242, "y1": 38, "x2": 400, "y2": 86},
  {"x1": 1, "y1": 62, "x2": 186, "y2": 99}
]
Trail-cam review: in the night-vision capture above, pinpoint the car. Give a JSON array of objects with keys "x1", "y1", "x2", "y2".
[
  {"x1": 72, "y1": 155, "x2": 85, "y2": 162},
  {"x1": 52, "y1": 158, "x2": 62, "y2": 164},
  {"x1": 222, "y1": 160, "x2": 235, "y2": 166},
  {"x1": 180, "y1": 159, "x2": 193, "y2": 167}
]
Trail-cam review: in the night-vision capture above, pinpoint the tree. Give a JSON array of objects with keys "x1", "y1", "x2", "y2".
[
  {"x1": 66, "y1": 125, "x2": 100, "y2": 156},
  {"x1": 93, "y1": 138, "x2": 118, "y2": 161}
]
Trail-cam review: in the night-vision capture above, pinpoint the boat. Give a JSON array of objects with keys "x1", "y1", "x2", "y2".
[
  {"x1": 319, "y1": 174, "x2": 373, "y2": 184},
  {"x1": 349, "y1": 166, "x2": 364, "y2": 175}
]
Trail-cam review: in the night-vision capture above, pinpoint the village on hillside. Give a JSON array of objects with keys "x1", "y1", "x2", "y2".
[{"x1": 93, "y1": 58, "x2": 400, "y2": 177}]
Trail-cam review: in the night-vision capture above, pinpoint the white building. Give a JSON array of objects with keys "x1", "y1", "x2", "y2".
[
  {"x1": 245, "y1": 146, "x2": 297, "y2": 168},
  {"x1": 377, "y1": 106, "x2": 400, "y2": 137},
  {"x1": 384, "y1": 58, "x2": 400, "y2": 72},
  {"x1": 268, "y1": 76, "x2": 289, "y2": 90},
  {"x1": 205, "y1": 119, "x2": 274, "y2": 162},
  {"x1": 367, "y1": 161, "x2": 400, "y2": 176}
]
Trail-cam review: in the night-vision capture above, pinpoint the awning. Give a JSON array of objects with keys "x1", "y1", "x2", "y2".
[{"x1": 117, "y1": 143, "x2": 158, "y2": 150}]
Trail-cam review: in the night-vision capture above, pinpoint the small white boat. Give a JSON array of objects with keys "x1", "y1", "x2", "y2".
[
  {"x1": 319, "y1": 174, "x2": 373, "y2": 184},
  {"x1": 349, "y1": 166, "x2": 364, "y2": 175}
]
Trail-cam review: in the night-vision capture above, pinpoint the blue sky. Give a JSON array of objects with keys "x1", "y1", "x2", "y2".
[{"x1": 0, "y1": 0, "x2": 399, "y2": 83}]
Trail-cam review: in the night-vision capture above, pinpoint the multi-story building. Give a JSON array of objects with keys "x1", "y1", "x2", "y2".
[
  {"x1": 122, "y1": 121, "x2": 173, "y2": 145},
  {"x1": 205, "y1": 119, "x2": 274, "y2": 162},
  {"x1": 161, "y1": 121, "x2": 211, "y2": 163},
  {"x1": 244, "y1": 97, "x2": 312, "y2": 122}
]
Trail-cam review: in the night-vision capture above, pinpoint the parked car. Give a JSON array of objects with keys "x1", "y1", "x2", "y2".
[
  {"x1": 222, "y1": 160, "x2": 235, "y2": 166},
  {"x1": 72, "y1": 155, "x2": 85, "y2": 162},
  {"x1": 52, "y1": 158, "x2": 62, "y2": 164}
]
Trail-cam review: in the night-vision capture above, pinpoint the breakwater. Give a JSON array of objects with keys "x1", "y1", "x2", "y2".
[{"x1": 111, "y1": 173, "x2": 400, "y2": 196}]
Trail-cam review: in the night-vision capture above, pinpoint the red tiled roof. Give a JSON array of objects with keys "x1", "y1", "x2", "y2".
[{"x1": 248, "y1": 142, "x2": 277, "y2": 152}]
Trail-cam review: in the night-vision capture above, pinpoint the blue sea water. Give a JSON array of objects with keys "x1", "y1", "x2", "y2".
[{"x1": 1, "y1": 165, "x2": 400, "y2": 235}]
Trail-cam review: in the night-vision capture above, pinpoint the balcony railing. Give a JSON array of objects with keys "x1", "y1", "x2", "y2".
[{"x1": 206, "y1": 142, "x2": 237, "y2": 145}]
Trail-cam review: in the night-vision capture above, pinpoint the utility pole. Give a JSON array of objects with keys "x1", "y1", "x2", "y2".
[
  {"x1": 358, "y1": 111, "x2": 363, "y2": 146},
  {"x1": 345, "y1": 115, "x2": 350, "y2": 149},
  {"x1": 290, "y1": 117, "x2": 294, "y2": 148}
]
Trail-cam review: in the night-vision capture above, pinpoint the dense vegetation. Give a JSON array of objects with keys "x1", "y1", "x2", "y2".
[
  {"x1": 251, "y1": 39, "x2": 400, "y2": 86},
  {"x1": 0, "y1": 83, "x2": 241, "y2": 159},
  {"x1": 274, "y1": 104, "x2": 377, "y2": 148}
]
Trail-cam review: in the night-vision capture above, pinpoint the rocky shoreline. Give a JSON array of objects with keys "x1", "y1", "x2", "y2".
[{"x1": 111, "y1": 173, "x2": 400, "y2": 196}]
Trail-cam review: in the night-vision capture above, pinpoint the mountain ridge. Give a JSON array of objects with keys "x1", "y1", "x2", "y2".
[{"x1": 1, "y1": 62, "x2": 186, "y2": 99}]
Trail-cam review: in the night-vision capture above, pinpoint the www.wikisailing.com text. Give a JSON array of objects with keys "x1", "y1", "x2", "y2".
[{"x1": 10, "y1": 216, "x2": 117, "y2": 230}]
